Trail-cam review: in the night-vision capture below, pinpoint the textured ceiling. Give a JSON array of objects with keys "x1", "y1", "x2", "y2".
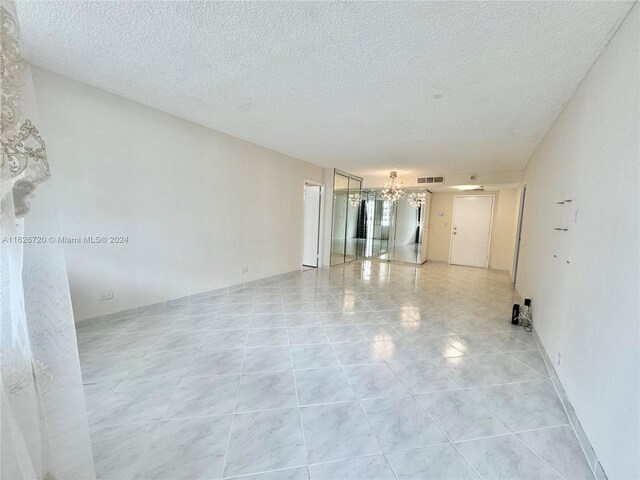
[{"x1": 16, "y1": 1, "x2": 633, "y2": 177}]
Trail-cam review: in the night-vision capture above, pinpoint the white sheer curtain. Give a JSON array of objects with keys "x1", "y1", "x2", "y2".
[{"x1": 1, "y1": 1, "x2": 95, "y2": 478}]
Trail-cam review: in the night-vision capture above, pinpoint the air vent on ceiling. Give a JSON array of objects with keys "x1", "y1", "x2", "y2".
[{"x1": 417, "y1": 176, "x2": 445, "y2": 184}]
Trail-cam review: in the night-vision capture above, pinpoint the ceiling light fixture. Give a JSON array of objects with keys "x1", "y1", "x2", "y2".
[
  {"x1": 407, "y1": 192, "x2": 425, "y2": 208},
  {"x1": 380, "y1": 171, "x2": 406, "y2": 204}
]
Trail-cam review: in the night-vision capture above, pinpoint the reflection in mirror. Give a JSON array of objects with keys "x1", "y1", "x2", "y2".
[
  {"x1": 360, "y1": 190, "x2": 389, "y2": 259},
  {"x1": 387, "y1": 194, "x2": 422, "y2": 263},
  {"x1": 360, "y1": 189, "x2": 430, "y2": 264},
  {"x1": 345, "y1": 177, "x2": 362, "y2": 262},
  {"x1": 331, "y1": 175, "x2": 429, "y2": 266},
  {"x1": 331, "y1": 172, "x2": 349, "y2": 265}
]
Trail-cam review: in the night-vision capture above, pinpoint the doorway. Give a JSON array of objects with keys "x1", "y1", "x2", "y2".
[
  {"x1": 449, "y1": 195, "x2": 494, "y2": 268},
  {"x1": 302, "y1": 183, "x2": 322, "y2": 268}
]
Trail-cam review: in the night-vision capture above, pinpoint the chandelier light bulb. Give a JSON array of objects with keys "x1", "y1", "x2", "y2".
[
  {"x1": 407, "y1": 192, "x2": 425, "y2": 208},
  {"x1": 380, "y1": 171, "x2": 406, "y2": 204}
]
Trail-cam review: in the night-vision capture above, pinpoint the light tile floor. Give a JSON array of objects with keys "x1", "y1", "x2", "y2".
[{"x1": 77, "y1": 261, "x2": 595, "y2": 480}]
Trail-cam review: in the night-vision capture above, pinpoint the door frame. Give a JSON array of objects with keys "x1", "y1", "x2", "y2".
[
  {"x1": 512, "y1": 184, "x2": 527, "y2": 282},
  {"x1": 420, "y1": 191, "x2": 432, "y2": 263},
  {"x1": 301, "y1": 180, "x2": 324, "y2": 268},
  {"x1": 448, "y1": 194, "x2": 495, "y2": 268}
]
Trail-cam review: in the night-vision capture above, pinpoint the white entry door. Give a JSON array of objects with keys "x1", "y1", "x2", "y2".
[
  {"x1": 302, "y1": 185, "x2": 321, "y2": 267},
  {"x1": 450, "y1": 195, "x2": 494, "y2": 268}
]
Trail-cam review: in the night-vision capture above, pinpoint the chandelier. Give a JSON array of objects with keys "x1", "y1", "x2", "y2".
[
  {"x1": 407, "y1": 192, "x2": 425, "y2": 208},
  {"x1": 380, "y1": 171, "x2": 405, "y2": 204},
  {"x1": 348, "y1": 192, "x2": 361, "y2": 208}
]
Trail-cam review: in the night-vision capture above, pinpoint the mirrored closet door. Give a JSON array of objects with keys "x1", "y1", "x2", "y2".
[{"x1": 330, "y1": 170, "x2": 363, "y2": 266}]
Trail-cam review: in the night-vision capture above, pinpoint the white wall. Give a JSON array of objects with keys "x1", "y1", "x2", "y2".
[
  {"x1": 32, "y1": 68, "x2": 324, "y2": 320},
  {"x1": 427, "y1": 190, "x2": 519, "y2": 272},
  {"x1": 516, "y1": 5, "x2": 639, "y2": 478}
]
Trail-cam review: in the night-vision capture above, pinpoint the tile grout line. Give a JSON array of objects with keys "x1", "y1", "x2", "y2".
[
  {"x1": 219, "y1": 323, "x2": 249, "y2": 478},
  {"x1": 121, "y1": 366, "x2": 196, "y2": 476},
  {"x1": 285, "y1": 321, "x2": 312, "y2": 477},
  {"x1": 126, "y1": 419, "x2": 163, "y2": 479},
  {"x1": 459, "y1": 381, "x2": 568, "y2": 425},
  {"x1": 319, "y1": 293, "x2": 395, "y2": 477},
  {"x1": 513, "y1": 432, "x2": 570, "y2": 480},
  {"x1": 407, "y1": 376, "x2": 485, "y2": 480}
]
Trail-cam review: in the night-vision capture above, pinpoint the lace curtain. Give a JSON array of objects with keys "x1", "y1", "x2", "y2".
[{"x1": 1, "y1": 1, "x2": 95, "y2": 478}]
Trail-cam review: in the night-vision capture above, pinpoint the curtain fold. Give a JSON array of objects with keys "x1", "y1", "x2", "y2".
[{"x1": 1, "y1": 1, "x2": 95, "y2": 478}]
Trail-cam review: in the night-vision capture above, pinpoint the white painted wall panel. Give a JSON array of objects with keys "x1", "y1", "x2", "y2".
[
  {"x1": 32, "y1": 69, "x2": 324, "y2": 320},
  {"x1": 516, "y1": 6, "x2": 639, "y2": 478}
]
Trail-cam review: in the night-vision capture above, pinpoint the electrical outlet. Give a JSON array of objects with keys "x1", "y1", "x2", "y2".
[
  {"x1": 241, "y1": 267, "x2": 249, "y2": 274},
  {"x1": 98, "y1": 291, "x2": 113, "y2": 301}
]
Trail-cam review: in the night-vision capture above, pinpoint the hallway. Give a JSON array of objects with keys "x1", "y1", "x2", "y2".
[{"x1": 78, "y1": 261, "x2": 593, "y2": 480}]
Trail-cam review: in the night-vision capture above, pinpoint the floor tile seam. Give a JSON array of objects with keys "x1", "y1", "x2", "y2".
[
  {"x1": 504, "y1": 351, "x2": 551, "y2": 378},
  {"x1": 359, "y1": 391, "x2": 456, "y2": 455},
  {"x1": 460, "y1": 381, "x2": 544, "y2": 405},
  {"x1": 220, "y1": 327, "x2": 249, "y2": 478},
  {"x1": 493, "y1": 344, "x2": 539, "y2": 355},
  {"x1": 221, "y1": 463, "x2": 307, "y2": 480},
  {"x1": 445, "y1": 359, "x2": 540, "y2": 387},
  {"x1": 156, "y1": 374, "x2": 187, "y2": 425},
  {"x1": 152, "y1": 392, "x2": 250, "y2": 416},
  {"x1": 426, "y1": 387, "x2": 514, "y2": 437},
  {"x1": 409, "y1": 384, "x2": 483, "y2": 480},
  {"x1": 360, "y1": 346, "x2": 461, "y2": 465},
  {"x1": 426, "y1": 363, "x2": 464, "y2": 391},
  {"x1": 305, "y1": 450, "x2": 388, "y2": 467},
  {"x1": 512, "y1": 430, "x2": 572, "y2": 480},
  {"x1": 511, "y1": 423, "x2": 573, "y2": 436},
  {"x1": 127, "y1": 420, "x2": 162, "y2": 480},
  {"x1": 446, "y1": 422, "x2": 577, "y2": 446},
  {"x1": 318, "y1": 322, "x2": 389, "y2": 463},
  {"x1": 446, "y1": 332, "x2": 504, "y2": 354},
  {"x1": 486, "y1": 381, "x2": 569, "y2": 423},
  {"x1": 287, "y1": 330, "x2": 311, "y2": 468}
]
